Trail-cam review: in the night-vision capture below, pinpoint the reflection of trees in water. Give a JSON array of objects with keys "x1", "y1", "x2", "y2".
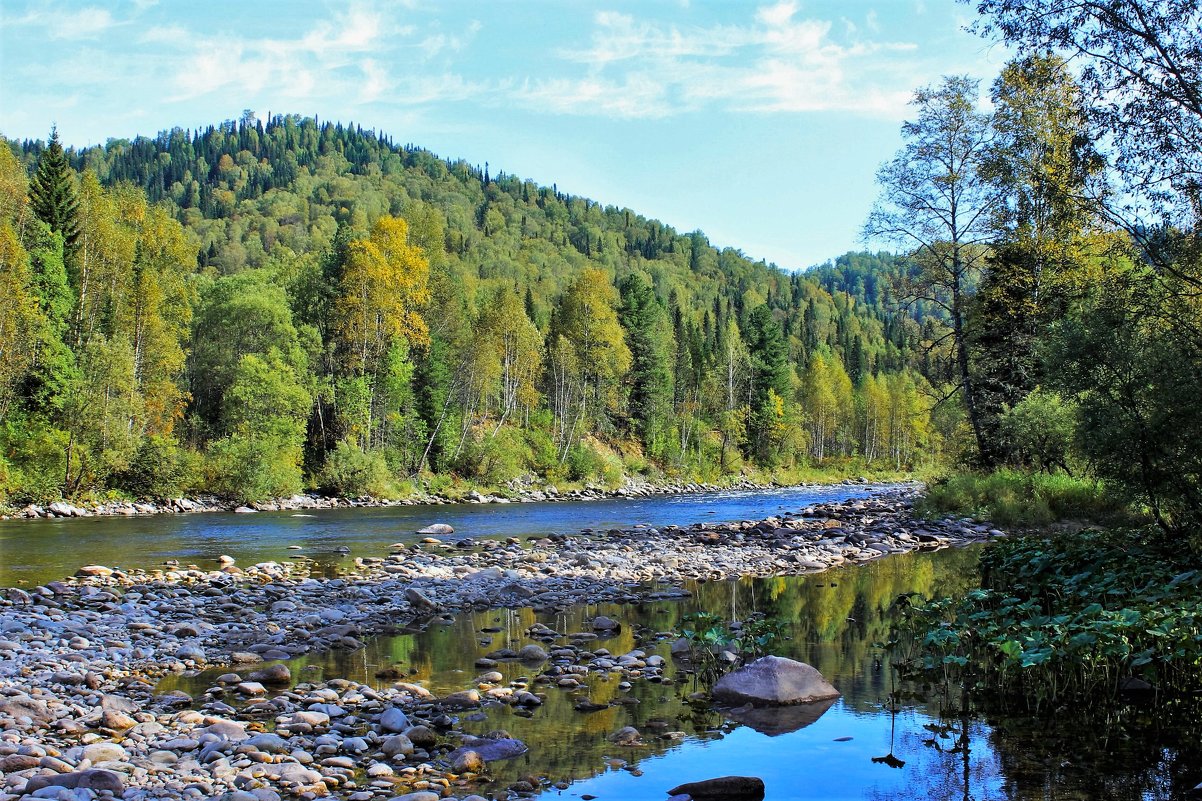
[
  {"x1": 979, "y1": 697, "x2": 1202, "y2": 801},
  {"x1": 178, "y1": 546, "x2": 1149, "y2": 797}
]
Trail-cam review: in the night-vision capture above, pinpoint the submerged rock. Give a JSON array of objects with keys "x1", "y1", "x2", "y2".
[
  {"x1": 447, "y1": 736, "x2": 528, "y2": 762},
  {"x1": 667, "y1": 775, "x2": 766, "y2": 800},
  {"x1": 711, "y1": 656, "x2": 840, "y2": 706}
]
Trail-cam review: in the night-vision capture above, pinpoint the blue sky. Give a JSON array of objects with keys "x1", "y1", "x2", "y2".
[{"x1": 0, "y1": 0, "x2": 1009, "y2": 269}]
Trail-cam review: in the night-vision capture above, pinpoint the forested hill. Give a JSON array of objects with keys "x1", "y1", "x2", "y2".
[{"x1": 0, "y1": 115, "x2": 945, "y2": 505}]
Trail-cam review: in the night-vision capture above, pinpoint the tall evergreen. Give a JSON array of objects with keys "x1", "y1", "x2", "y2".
[
  {"x1": 618, "y1": 273, "x2": 673, "y2": 439},
  {"x1": 28, "y1": 127, "x2": 80, "y2": 252}
]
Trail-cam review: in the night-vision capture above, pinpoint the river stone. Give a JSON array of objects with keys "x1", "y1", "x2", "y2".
[
  {"x1": 403, "y1": 725, "x2": 437, "y2": 748},
  {"x1": 247, "y1": 663, "x2": 292, "y2": 684},
  {"x1": 441, "y1": 689, "x2": 480, "y2": 708},
  {"x1": 205, "y1": 720, "x2": 249, "y2": 741},
  {"x1": 711, "y1": 656, "x2": 840, "y2": 706},
  {"x1": 667, "y1": 776, "x2": 766, "y2": 800},
  {"x1": 379, "y1": 706, "x2": 410, "y2": 732},
  {"x1": 453, "y1": 749, "x2": 485, "y2": 772},
  {"x1": 592, "y1": 615, "x2": 621, "y2": 631},
  {"x1": 386, "y1": 793, "x2": 441, "y2": 801},
  {"x1": 518, "y1": 644, "x2": 548, "y2": 662},
  {"x1": 447, "y1": 736, "x2": 527, "y2": 762},
  {"x1": 381, "y1": 733, "x2": 414, "y2": 757},
  {"x1": 416, "y1": 523, "x2": 454, "y2": 535},
  {"x1": 0, "y1": 695, "x2": 51, "y2": 723},
  {"x1": 82, "y1": 742, "x2": 127, "y2": 763},
  {"x1": 405, "y1": 587, "x2": 437, "y2": 610},
  {"x1": 23, "y1": 769, "x2": 125, "y2": 795},
  {"x1": 609, "y1": 726, "x2": 642, "y2": 745},
  {"x1": 244, "y1": 733, "x2": 290, "y2": 754},
  {"x1": 176, "y1": 643, "x2": 206, "y2": 661}
]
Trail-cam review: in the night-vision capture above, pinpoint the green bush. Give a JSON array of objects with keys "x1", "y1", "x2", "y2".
[
  {"x1": 112, "y1": 435, "x2": 203, "y2": 499},
  {"x1": 453, "y1": 427, "x2": 530, "y2": 487},
  {"x1": 3, "y1": 425, "x2": 69, "y2": 504},
  {"x1": 565, "y1": 441, "x2": 624, "y2": 487},
  {"x1": 318, "y1": 440, "x2": 400, "y2": 498},
  {"x1": 523, "y1": 426, "x2": 558, "y2": 476},
  {"x1": 205, "y1": 433, "x2": 303, "y2": 503}
]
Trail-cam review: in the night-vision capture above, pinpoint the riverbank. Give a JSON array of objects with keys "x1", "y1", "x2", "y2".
[
  {"x1": 1, "y1": 474, "x2": 890, "y2": 522},
  {"x1": 0, "y1": 487, "x2": 1002, "y2": 800}
]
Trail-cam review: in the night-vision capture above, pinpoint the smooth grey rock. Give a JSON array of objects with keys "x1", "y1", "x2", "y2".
[
  {"x1": 23, "y1": 770, "x2": 125, "y2": 795},
  {"x1": 517, "y1": 644, "x2": 548, "y2": 662},
  {"x1": 379, "y1": 707, "x2": 410, "y2": 732},
  {"x1": 381, "y1": 734, "x2": 414, "y2": 757},
  {"x1": 711, "y1": 656, "x2": 840, "y2": 706}
]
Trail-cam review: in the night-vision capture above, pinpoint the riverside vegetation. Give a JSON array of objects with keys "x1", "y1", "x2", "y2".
[{"x1": 866, "y1": 0, "x2": 1202, "y2": 762}]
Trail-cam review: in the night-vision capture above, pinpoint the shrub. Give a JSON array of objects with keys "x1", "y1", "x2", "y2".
[
  {"x1": 112, "y1": 435, "x2": 203, "y2": 499},
  {"x1": 454, "y1": 427, "x2": 529, "y2": 486},
  {"x1": 919, "y1": 469, "x2": 1123, "y2": 527},
  {"x1": 318, "y1": 440, "x2": 399, "y2": 498},
  {"x1": 206, "y1": 433, "x2": 303, "y2": 503},
  {"x1": 3, "y1": 425, "x2": 70, "y2": 504}
]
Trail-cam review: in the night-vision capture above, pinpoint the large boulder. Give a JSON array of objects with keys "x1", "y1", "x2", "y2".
[
  {"x1": 416, "y1": 523, "x2": 454, "y2": 535},
  {"x1": 711, "y1": 656, "x2": 840, "y2": 706},
  {"x1": 667, "y1": 776, "x2": 765, "y2": 800}
]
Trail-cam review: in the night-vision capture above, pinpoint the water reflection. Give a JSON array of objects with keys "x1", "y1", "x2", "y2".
[{"x1": 159, "y1": 546, "x2": 1202, "y2": 800}]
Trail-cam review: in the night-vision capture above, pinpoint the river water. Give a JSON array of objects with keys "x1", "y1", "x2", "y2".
[
  {"x1": 6, "y1": 485, "x2": 1200, "y2": 798},
  {"x1": 0, "y1": 483, "x2": 902, "y2": 587}
]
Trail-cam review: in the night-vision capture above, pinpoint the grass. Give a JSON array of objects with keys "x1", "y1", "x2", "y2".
[{"x1": 917, "y1": 469, "x2": 1130, "y2": 528}]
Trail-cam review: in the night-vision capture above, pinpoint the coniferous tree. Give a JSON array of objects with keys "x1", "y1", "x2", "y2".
[{"x1": 29, "y1": 128, "x2": 80, "y2": 253}]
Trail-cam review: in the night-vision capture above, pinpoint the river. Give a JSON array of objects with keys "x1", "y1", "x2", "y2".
[
  {"x1": 0, "y1": 483, "x2": 903, "y2": 587},
  {"x1": 5, "y1": 484, "x2": 1199, "y2": 799}
]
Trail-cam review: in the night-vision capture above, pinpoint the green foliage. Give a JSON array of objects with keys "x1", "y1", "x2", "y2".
[
  {"x1": 318, "y1": 440, "x2": 400, "y2": 498},
  {"x1": 919, "y1": 469, "x2": 1122, "y2": 527},
  {"x1": 1047, "y1": 266, "x2": 1202, "y2": 540},
  {"x1": 565, "y1": 439, "x2": 623, "y2": 488},
  {"x1": 112, "y1": 435, "x2": 203, "y2": 499},
  {"x1": 0, "y1": 422, "x2": 69, "y2": 504},
  {"x1": 205, "y1": 432, "x2": 303, "y2": 504},
  {"x1": 453, "y1": 427, "x2": 530, "y2": 487},
  {"x1": 28, "y1": 128, "x2": 79, "y2": 251},
  {"x1": 677, "y1": 611, "x2": 787, "y2": 686},
  {"x1": 886, "y1": 529, "x2": 1202, "y2": 711},
  {"x1": 997, "y1": 388, "x2": 1076, "y2": 473}
]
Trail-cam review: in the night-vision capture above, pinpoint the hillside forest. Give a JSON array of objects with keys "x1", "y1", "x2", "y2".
[{"x1": 0, "y1": 118, "x2": 946, "y2": 505}]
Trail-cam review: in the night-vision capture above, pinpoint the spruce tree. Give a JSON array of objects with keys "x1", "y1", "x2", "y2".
[{"x1": 29, "y1": 127, "x2": 79, "y2": 251}]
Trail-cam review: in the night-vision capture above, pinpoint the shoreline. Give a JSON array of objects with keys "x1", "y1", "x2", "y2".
[
  {"x1": 0, "y1": 486, "x2": 999, "y2": 801},
  {"x1": 1, "y1": 474, "x2": 901, "y2": 522}
]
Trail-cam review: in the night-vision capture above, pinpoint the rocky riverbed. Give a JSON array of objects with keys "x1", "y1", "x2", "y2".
[
  {"x1": 4, "y1": 476, "x2": 838, "y2": 521},
  {"x1": 0, "y1": 487, "x2": 1002, "y2": 801}
]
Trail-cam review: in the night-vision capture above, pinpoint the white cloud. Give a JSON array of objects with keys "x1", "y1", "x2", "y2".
[
  {"x1": 519, "y1": 1, "x2": 924, "y2": 119},
  {"x1": 163, "y1": 3, "x2": 422, "y2": 103},
  {"x1": 10, "y1": 5, "x2": 121, "y2": 40}
]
